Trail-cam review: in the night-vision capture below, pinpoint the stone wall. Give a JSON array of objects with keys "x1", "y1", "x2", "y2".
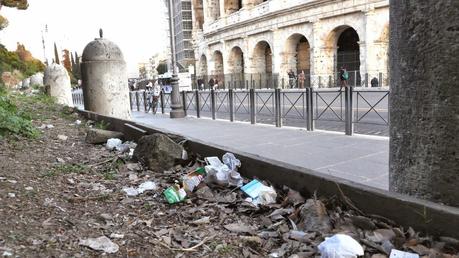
[{"x1": 194, "y1": 0, "x2": 389, "y2": 87}]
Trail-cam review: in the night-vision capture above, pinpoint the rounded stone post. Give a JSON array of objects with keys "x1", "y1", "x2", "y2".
[
  {"x1": 389, "y1": 0, "x2": 459, "y2": 206},
  {"x1": 30, "y1": 72, "x2": 44, "y2": 86},
  {"x1": 44, "y1": 63, "x2": 73, "y2": 107},
  {"x1": 81, "y1": 32, "x2": 131, "y2": 120}
]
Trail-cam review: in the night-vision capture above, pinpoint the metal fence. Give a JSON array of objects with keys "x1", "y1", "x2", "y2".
[
  {"x1": 71, "y1": 87, "x2": 390, "y2": 136},
  {"x1": 194, "y1": 72, "x2": 389, "y2": 90}
]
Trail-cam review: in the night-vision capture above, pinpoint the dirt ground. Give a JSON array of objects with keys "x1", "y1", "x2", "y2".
[{"x1": 1, "y1": 95, "x2": 458, "y2": 258}]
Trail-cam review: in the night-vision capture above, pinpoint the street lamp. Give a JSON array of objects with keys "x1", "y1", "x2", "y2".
[{"x1": 167, "y1": 0, "x2": 185, "y2": 118}]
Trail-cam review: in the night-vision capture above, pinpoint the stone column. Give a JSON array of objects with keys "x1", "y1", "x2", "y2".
[
  {"x1": 363, "y1": 9, "x2": 389, "y2": 86},
  {"x1": 389, "y1": 0, "x2": 459, "y2": 207},
  {"x1": 44, "y1": 63, "x2": 73, "y2": 107}
]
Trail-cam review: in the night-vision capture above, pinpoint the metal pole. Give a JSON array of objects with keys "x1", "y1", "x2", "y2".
[
  {"x1": 167, "y1": 0, "x2": 185, "y2": 118},
  {"x1": 143, "y1": 91, "x2": 148, "y2": 112},
  {"x1": 275, "y1": 88, "x2": 281, "y2": 127},
  {"x1": 160, "y1": 90, "x2": 165, "y2": 114},
  {"x1": 195, "y1": 90, "x2": 200, "y2": 118},
  {"x1": 211, "y1": 89, "x2": 216, "y2": 120},
  {"x1": 250, "y1": 89, "x2": 256, "y2": 124},
  {"x1": 345, "y1": 86, "x2": 354, "y2": 135},
  {"x1": 229, "y1": 89, "x2": 234, "y2": 122},
  {"x1": 182, "y1": 91, "x2": 187, "y2": 116},
  {"x1": 135, "y1": 91, "x2": 140, "y2": 111}
]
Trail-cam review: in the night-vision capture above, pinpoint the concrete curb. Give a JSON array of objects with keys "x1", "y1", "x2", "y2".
[{"x1": 78, "y1": 110, "x2": 459, "y2": 239}]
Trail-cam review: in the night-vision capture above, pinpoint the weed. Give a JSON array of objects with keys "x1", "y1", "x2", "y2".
[
  {"x1": 42, "y1": 164, "x2": 88, "y2": 177},
  {"x1": 103, "y1": 170, "x2": 117, "y2": 180},
  {"x1": 95, "y1": 120, "x2": 110, "y2": 130}
]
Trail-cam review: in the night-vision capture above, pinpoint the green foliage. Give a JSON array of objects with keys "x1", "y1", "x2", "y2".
[
  {"x1": 0, "y1": 44, "x2": 45, "y2": 83},
  {"x1": 95, "y1": 120, "x2": 110, "y2": 130},
  {"x1": 0, "y1": 89, "x2": 40, "y2": 138},
  {"x1": 0, "y1": 15, "x2": 8, "y2": 30}
]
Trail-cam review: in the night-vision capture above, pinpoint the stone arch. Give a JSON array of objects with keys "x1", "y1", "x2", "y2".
[
  {"x1": 212, "y1": 50, "x2": 224, "y2": 85},
  {"x1": 252, "y1": 40, "x2": 273, "y2": 74},
  {"x1": 282, "y1": 33, "x2": 311, "y2": 84},
  {"x1": 224, "y1": 0, "x2": 242, "y2": 15},
  {"x1": 228, "y1": 46, "x2": 244, "y2": 74},
  {"x1": 206, "y1": 0, "x2": 221, "y2": 22},
  {"x1": 198, "y1": 55, "x2": 208, "y2": 76},
  {"x1": 325, "y1": 25, "x2": 360, "y2": 73}
]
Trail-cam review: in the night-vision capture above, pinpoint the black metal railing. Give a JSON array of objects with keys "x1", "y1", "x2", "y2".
[{"x1": 72, "y1": 86, "x2": 390, "y2": 136}]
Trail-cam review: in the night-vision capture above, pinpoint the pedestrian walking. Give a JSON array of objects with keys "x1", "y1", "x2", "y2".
[
  {"x1": 339, "y1": 66, "x2": 349, "y2": 91},
  {"x1": 371, "y1": 77, "x2": 379, "y2": 88},
  {"x1": 298, "y1": 70, "x2": 306, "y2": 89},
  {"x1": 208, "y1": 77, "x2": 215, "y2": 90},
  {"x1": 288, "y1": 69, "x2": 296, "y2": 89}
]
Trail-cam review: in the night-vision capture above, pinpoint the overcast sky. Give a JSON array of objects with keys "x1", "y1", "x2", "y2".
[{"x1": 0, "y1": 0, "x2": 169, "y2": 77}]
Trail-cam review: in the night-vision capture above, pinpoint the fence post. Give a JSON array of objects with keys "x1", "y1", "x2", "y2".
[
  {"x1": 135, "y1": 91, "x2": 140, "y2": 111},
  {"x1": 211, "y1": 89, "x2": 216, "y2": 120},
  {"x1": 160, "y1": 91, "x2": 165, "y2": 114},
  {"x1": 365, "y1": 73, "x2": 369, "y2": 87},
  {"x1": 275, "y1": 88, "x2": 282, "y2": 127},
  {"x1": 307, "y1": 87, "x2": 314, "y2": 131},
  {"x1": 143, "y1": 91, "x2": 148, "y2": 112},
  {"x1": 229, "y1": 89, "x2": 234, "y2": 122},
  {"x1": 354, "y1": 71, "x2": 357, "y2": 87},
  {"x1": 195, "y1": 90, "x2": 200, "y2": 118},
  {"x1": 250, "y1": 88, "x2": 256, "y2": 124},
  {"x1": 182, "y1": 91, "x2": 187, "y2": 116},
  {"x1": 129, "y1": 92, "x2": 133, "y2": 110},
  {"x1": 345, "y1": 86, "x2": 354, "y2": 135},
  {"x1": 379, "y1": 72, "x2": 383, "y2": 87}
]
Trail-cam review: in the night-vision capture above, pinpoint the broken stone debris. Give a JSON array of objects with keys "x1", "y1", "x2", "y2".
[
  {"x1": 133, "y1": 133, "x2": 184, "y2": 172},
  {"x1": 85, "y1": 128, "x2": 124, "y2": 144},
  {"x1": 79, "y1": 236, "x2": 119, "y2": 253}
]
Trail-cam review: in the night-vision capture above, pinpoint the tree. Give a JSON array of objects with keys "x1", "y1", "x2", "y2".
[
  {"x1": 53, "y1": 43, "x2": 60, "y2": 64},
  {"x1": 62, "y1": 49, "x2": 71, "y2": 73},
  {"x1": 15, "y1": 42, "x2": 32, "y2": 62},
  {"x1": 0, "y1": 0, "x2": 29, "y2": 30},
  {"x1": 156, "y1": 62, "x2": 168, "y2": 75}
]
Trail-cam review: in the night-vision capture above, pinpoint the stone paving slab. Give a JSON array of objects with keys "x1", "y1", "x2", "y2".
[{"x1": 131, "y1": 111, "x2": 389, "y2": 190}]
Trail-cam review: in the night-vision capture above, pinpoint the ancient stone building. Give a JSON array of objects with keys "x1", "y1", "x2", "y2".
[{"x1": 192, "y1": 0, "x2": 389, "y2": 88}]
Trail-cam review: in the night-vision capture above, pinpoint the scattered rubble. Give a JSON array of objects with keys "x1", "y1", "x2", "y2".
[{"x1": 1, "y1": 97, "x2": 458, "y2": 257}]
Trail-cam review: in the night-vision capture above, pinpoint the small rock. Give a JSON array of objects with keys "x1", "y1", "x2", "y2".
[
  {"x1": 109, "y1": 233, "x2": 124, "y2": 239},
  {"x1": 57, "y1": 135, "x2": 68, "y2": 141},
  {"x1": 56, "y1": 157, "x2": 65, "y2": 163},
  {"x1": 79, "y1": 236, "x2": 119, "y2": 253},
  {"x1": 8, "y1": 193, "x2": 15, "y2": 198},
  {"x1": 297, "y1": 199, "x2": 332, "y2": 233},
  {"x1": 351, "y1": 215, "x2": 377, "y2": 230},
  {"x1": 224, "y1": 222, "x2": 256, "y2": 233},
  {"x1": 133, "y1": 134, "x2": 184, "y2": 172},
  {"x1": 191, "y1": 216, "x2": 210, "y2": 225},
  {"x1": 25, "y1": 186, "x2": 33, "y2": 191},
  {"x1": 100, "y1": 213, "x2": 113, "y2": 221},
  {"x1": 126, "y1": 163, "x2": 141, "y2": 171},
  {"x1": 7, "y1": 180, "x2": 17, "y2": 184},
  {"x1": 2, "y1": 251, "x2": 13, "y2": 257}
]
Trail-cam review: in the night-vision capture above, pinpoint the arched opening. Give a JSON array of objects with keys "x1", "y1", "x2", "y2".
[
  {"x1": 207, "y1": 0, "x2": 221, "y2": 21},
  {"x1": 212, "y1": 51, "x2": 224, "y2": 86},
  {"x1": 252, "y1": 41, "x2": 273, "y2": 88},
  {"x1": 252, "y1": 41, "x2": 272, "y2": 74},
  {"x1": 197, "y1": 55, "x2": 208, "y2": 89},
  {"x1": 337, "y1": 27, "x2": 360, "y2": 74},
  {"x1": 228, "y1": 46, "x2": 244, "y2": 87},
  {"x1": 283, "y1": 33, "x2": 311, "y2": 88},
  {"x1": 198, "y1": 55, "x2": 208, "y2": 76},
  {"x1": 225, "y1": 0, "x2": 242, "y2": 15},
  {"x1": 193, "y1": 0, "x2": 204, "y2": 30}
]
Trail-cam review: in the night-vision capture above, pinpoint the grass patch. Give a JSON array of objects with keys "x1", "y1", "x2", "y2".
[
  {"x1": 42, "y1": 164, "x2": 88, "y2": 177},
  {"x1": 0, "y1": 88, "x2": 40, "y2": 139},
  {"x1": 95, "y1": 120, "x2": 110, "y2": 130}
]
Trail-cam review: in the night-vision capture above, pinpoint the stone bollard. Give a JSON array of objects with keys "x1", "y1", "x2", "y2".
[
  {"x1": 44, "y1": 63, "x2": 73, "y2": 107},
  {"x1": 80, "y1": 31, "x2": 131, "y2": 119}
]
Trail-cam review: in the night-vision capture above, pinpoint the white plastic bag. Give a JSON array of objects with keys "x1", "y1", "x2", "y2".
[
  {"x1": 106, "y1": 138, "x2": 122, "y2": 150},
  {"x1": 318, "y1": 234, "x2": 364, "y2": 258},
  {"x1": 222, "y1": 153, "x2": 241, "y2": 171}
]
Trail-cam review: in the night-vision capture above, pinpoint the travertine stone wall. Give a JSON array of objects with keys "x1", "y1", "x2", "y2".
[{"x1": 195, "y1": 0, "x2": 389, "y2": 88}]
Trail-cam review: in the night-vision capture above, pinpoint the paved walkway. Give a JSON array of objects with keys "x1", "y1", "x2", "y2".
[{"x1": 132, "y1": 111, "x2": 389, "y2": 190}]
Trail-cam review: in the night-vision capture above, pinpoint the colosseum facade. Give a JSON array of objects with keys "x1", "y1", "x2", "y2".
[{"x1": 192, "y1": 0, "x2": 389, "y2": 88}]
